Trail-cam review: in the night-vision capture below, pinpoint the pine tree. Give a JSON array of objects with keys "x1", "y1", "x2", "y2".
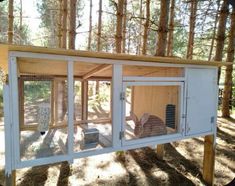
[
  {"x1": 222, "y1": 8, "x2": 235, "y2": 117},
  {"x1": 115, "y1": 0, "x2": 124, "y2": 53},
  {"x1": 142, "y1": 0, "x2": 150, "y2": 55},
  {"x1": 8, "y1": 0, "x2": 14, "y2": 44},
  {"x1": 155, "y1": 0, "x2": 170, "y2": 56},
  {"x1": 186, "y1": 0, "x2": 198, "y2": 59}
]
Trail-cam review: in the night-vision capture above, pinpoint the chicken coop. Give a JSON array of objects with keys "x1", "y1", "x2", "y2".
[{"x1": 1, "y1": 44, "x2": 230, "y2": 185}]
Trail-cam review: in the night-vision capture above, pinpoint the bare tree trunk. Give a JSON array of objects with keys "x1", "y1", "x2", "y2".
[
  {"x1": 122, "y1": 0, "x2": 127, "y2": 53},
  {"x1": 208, "y1": 0, "x2": 221, "y2": 61},
  {"x1": 222, "y1": 9, "x2": 235, "y2": 118},
  {"x1": 127, "y1": 23, "x2": 131, "y2": 54},
  {"x1": 155, "y1": 0, "x2": 170, "y2": 56},
  {"x1": 215, "y1": 0, "x2": 229, "y2": 83},
  {"x1": 142, "y1": 0, "x2": 150, "y2": 55},
  {"x1": 19, "y1": 0, "x2": 23, "y2": 44},
  {"x1": 8, "y1": 0, "x2": 14, "y2": 44},
  {"x1": 68, "y1": 0, "x2": 76, "y2": 49},
  {"x1": 166, "y1": 0, "x2": 175, "y2": 57},
  {"x1": 137, "y1": 0, "x2": 143, "y2": 55},
  {"x1": 58, "y1": 0, "x2": 63, "y2": 48},
  {"x1": 115, "y1": 0, "x2": 124, "y2": 53},
  {"x1": 155, "y1": 0, "x2": 170, "y2": 160},
  {"x1": 88, "y1": 0, "x2": 92, "y2": 50},
  {"x1": 97, "y1": 0, "x2": 102, "y2": 51},
  {"x1": 186, "y1": 0, "x2": 198, "y2": 59},
  {"x1": 62, "y1": 0, "x2": 68, "y2": 49}
]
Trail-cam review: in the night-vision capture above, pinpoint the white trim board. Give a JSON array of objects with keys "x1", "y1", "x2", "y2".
[{"x1": 9, "y1": 51, "x2": 218, "y2": 69}]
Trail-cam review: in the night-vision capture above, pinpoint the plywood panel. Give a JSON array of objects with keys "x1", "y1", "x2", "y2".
[
  {"x1": 132, "y1": 86, "x2": 179, "y2": 124},
  {"x1": 0, "y1": 44, "x2": 229, "y2": 75},
  {"x1": 123, "y1": 66, "x2": 184, "y2": 77}
]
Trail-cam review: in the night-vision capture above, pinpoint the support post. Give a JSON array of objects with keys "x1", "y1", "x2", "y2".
[
  {"x1": 5, "y1": 170, "x2": 16, "y2": 186},
  {"x1": 203, "y1": 134, "x2": 215, "y2": 186},
  {"x1": 82, "y1": 80, "x2": 88, "y2": 121},
  {"x1": 156, "y1": 144, "x2": 164, "y2": 160},
  {"x1": 3, "y1": 85, "x2": 16, "y2": 186}
]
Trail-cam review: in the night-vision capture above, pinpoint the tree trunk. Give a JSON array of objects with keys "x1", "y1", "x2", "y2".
[
  {"x1": 62, "y1": 0, "x2": 68, "y2": 49},
  {"x1": 115, "y1": 0, "x2": 124, "y2": 53},
  {"x1": 142, "y1": 0, "x2": 150, "y2": 55},
  {"x1": 166, "y1": 0, "x2": 175, "y2": 57},
  {"x1": 155, "y1": 0, "x2": 170, "y2": 56},
  {"x1": 222, "y1": 9, "x2": 235, "y2": 118},
  {"x1": 214, "y1": 0, "x2": 229, "y2": 83},
  {"x1": 155, "y1": 0, "x2": 170, "y2": 160},
  {"x1": 68, "y1": 0, "x2": 76, "y2": 49},
  {"x1": 58, "y1": 0, "x2": 63, "y2": 48},
  {"x1": 97, "y1": 0, "x2": 102, "y2": 51},
  {"x1": 208, "y1": 0, "x2": 221, "y2": 61},
  {"x1": 88, "y1": 0, "x2": 92, "y2": 50},
  {"x1": 122, "y1": 0, "x2": 127, "y2": 53},
  {"x1": 137, "y1": 0, "x2": 143, "y2": 55},
  {"x1": 8, "y1": 0, "x2": 14, "y2": 44},
  {"x1": 186, "y1": 0, "x2": 198, "y2": 59}
]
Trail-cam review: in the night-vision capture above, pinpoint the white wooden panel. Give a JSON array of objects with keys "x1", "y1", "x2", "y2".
[
  {"x1": 3, "y1": 85, "x2": 13, "y2": 175},
  {"x1": 67, "y1": 61, "x2": 74, "y2": 163},
  {"x1": 186, "y1": 68, "x2": 217, "y2": 136},
  {"x1": 112, "y1": 64, "x2": 122, "y2": 148}
]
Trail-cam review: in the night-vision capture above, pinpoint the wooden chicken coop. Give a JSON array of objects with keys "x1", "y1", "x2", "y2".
[{"x1": 1, "y1": 44, "x2": 230, "y2": 185}]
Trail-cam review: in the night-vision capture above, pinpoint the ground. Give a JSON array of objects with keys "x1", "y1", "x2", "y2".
[{"x1": 0, "y1": 116, "x2": 234, "y2": 186}]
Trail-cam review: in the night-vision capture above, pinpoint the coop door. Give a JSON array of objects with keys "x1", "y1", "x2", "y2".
[
  {"x1": 122, "y1": 81, "x2": 184, "y2": 146},
  {"x1": 186, "y1": 68, "x2": 217, "y2": 136}
]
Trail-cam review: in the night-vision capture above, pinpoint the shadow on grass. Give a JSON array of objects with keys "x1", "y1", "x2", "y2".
[
  {"x1": 18, "y1": 165, "x2": 49, "y2": 186},
  {"x1": 57, "y1": 161, "x2": 71, "y2": 186},
  {"x1": 115, "y1": 152, "x2": 138, "y2": 186},
  {"x1": 129, "y1": 147, "x2": 196, "y2": 186},
  {"x1": 0, "y1": 169, "x2": 4, "y2": 186}
]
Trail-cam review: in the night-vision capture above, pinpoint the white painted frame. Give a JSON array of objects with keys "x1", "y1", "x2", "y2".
[
  {"x1": 121, "y1": 81, "x2": 185, "y2": 146},
  {"x1": 5, "y1": 51, "x2": 218, "y2": 170},
  {"x1": 184, "y1": 68, "x2": 218, "y2": 136}
]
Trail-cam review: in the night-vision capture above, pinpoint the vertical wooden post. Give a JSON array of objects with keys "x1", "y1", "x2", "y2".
[
  {"x1": 19, "y1": 79, "x2": 24, "y2": 127},
  {"x1": 51, "y1": 80, "x2": 55, "y2": 125},
  {"x1": 5, "y1": 170, "x2": 16, "y2": 186},
  {"x1": 203, "y1": 134, "x2": 215, "y2": 186},
  {"x1": 156, "y1": 144, "x2": 164, "y2": 160},
  {"x1": 54, "y1": 79, "x2": 58, "y2": 125},
  {"x1": 4, "y1": 84, "x2": 16, "y2": 186},
  {"x1": 82, "y1": 80, "x2": 88, "y2": 121}
]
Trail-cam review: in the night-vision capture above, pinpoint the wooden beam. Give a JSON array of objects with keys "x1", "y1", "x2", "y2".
[
  {"x1": 203, "y1": 134, "x2": 215, "y2": 186},
  {"x1": 19, "y1": 118, "x2": 113, "y2": 131},
  {"x1": 156, "y1": 144, "x2": 164, "y2": 160},
  {"x1": 81, "y1": 81, "x2": 88, "y2": 121},
  {"x1": 19, "y1": 79, "x2": 24, "y2": 127},
  {"x1": 5, "y1": 170, "x2": 16, "y2": 186},
  {"x1": 51, "y1": 80, "x2": 55, "y2": 124},
  {"x1": 82, "y1": 64, "x2": 111, "y2": 80}
]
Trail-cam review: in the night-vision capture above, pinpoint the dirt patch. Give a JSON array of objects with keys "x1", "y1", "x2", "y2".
[{"x1": 0, "y1": 117, "x2": 234, "y2": 186}]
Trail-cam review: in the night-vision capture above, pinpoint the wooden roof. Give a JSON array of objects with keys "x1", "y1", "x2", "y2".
[{"x1": 0, "y1": 44, "x2": 232, "y2": 73}]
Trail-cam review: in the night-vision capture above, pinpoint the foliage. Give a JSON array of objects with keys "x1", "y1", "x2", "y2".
[
  {"x1": 24, "y1": 81, "x2": 51, "y2": 103},
  {"x1": 0, "y1": 1, "x2": 31, "y2": 44}
]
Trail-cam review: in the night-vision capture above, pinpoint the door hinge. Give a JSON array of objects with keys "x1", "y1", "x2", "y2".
[
  {"x1": 211, "y1": 116, "x2": 215, "y2": 123},
  {"x1": 119, "y1": 131, "x2": 124, "y2": 139},
  {"x1": 181, "y1": 128, "x2": 185, "y2": 135},
  {"x1": 182, "y1": 114, "x2": 186, "y2": 119},
  {"x1": 120, "y1": 92, "x2": 126, "y2": 101}
]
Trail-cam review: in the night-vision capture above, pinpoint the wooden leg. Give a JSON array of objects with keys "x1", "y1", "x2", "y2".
[
  {"x1": 82, "y1": 81, "x2": 88, "y2": 121},
  {"x1": 203, "y1": 135, "x2": 215, "y2": 186},
  {"x1": 156, "y1": 144, "x2": 164, "y2": 160},
  {"x1": 5, "y1": 170, "x2": 16, "y2": 186}
]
